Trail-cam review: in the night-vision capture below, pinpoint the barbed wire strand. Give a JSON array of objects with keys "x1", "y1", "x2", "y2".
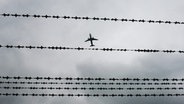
[
  {"x1": 0, "y1": 76, "x2": 184, "y2": 81},
  {"x1": 1, "y1": 13, "x2": 184, "y2": 25},
  {"x1": 1, "y1": 45, "x2": 184, "y2": 54},
  {"x1": 0, "y1": 93, "x2": 184, "y2": 97},
  {"x1": 0, "y1": 86, "x2": 183, "y2": 91},
  {"x1": 1, "y1": 81, "x2": 183, "y2": 86}
]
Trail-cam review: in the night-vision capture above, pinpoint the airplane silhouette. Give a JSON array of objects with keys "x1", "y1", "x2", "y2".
[{"x1": 85, "y1": 33, "x2": 98, "y2": 47}]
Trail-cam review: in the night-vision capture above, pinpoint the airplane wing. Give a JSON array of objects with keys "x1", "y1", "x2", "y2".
[
  {"x1": 85, "y1": 38, "x2": 90, "y2": 42},
  {"x1": 92, "y1": 38, "x2": 98, "y2": 40}
]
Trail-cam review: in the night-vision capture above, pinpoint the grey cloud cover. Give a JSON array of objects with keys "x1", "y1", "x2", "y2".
[{"x1": 1, "y1": 0, "x2": 184, "y2": 104}]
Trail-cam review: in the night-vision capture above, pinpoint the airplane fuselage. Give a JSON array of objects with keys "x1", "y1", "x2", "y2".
[{"x1": 89, "y1": 34, "x2": 95, "y2": 46}]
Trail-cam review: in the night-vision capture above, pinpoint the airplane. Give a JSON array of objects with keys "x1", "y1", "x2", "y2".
[{"x1": 85, "y1": 33, "x2": 98, "y2": 47}]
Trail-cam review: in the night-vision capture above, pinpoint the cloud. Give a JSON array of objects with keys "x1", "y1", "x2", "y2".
[
  {"x1": 1, "y1": 0, "x2": 184, "y2": 104},
  {"x1": 76, "y1": 54, "x2": 184, "y2": 104}
]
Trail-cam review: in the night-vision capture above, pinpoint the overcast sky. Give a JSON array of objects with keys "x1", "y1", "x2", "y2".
[{"x1": 1, "y1": 0, "x2": 184, "y2": 104}]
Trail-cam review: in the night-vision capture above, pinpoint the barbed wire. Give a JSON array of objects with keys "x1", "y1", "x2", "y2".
[
  {"x1": 0, "y1": 93, "x2": 184, "y2": 97},
  {"x1": 1, "y1": 76, "x2": 184, "y2": 81},
  {"x1": 1, "y1": 81, "x2": 183, "y2": 86},
  {"x1": 1, "y1": 13, "x2": 184, "y2": 25},
  {"x1": 1, "y1": 45, "x2": 184, "y2": 54},
  {"x1": 0, "y1": 86, "x2": 183, "y2": 91}
]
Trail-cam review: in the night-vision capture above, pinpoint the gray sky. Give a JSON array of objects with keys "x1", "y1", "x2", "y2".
[{"x1": 1, "y1": 0, "x2": 184, "y2": 104}]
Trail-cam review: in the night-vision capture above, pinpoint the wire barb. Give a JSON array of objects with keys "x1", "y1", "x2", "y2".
[
  {"x1": 0, "y1": 81, "x2": 183, "y2": 86},
  {"x1": 1, "y1": 13, "x2": 184, "y2": 25},
  {"x1": 1, "y1": 45, "x2": 184, "y2": 54},
  {"x1": 1, "y1": 76, "x2": 184, "y2": 81},
  {"x1": 0, "y1": 86, "x2": 183, "y2": 91},
  {"x1": 0, "y1": 93, "x2": 184, "y2": 97}
]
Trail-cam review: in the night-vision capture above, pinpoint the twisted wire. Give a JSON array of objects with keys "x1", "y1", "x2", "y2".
[
  {"x1": 0, "y1": 86, "x2": 183, "y2": 91},
  {"x1": 0, "y1": 81, "x2": 183, "y2": 86},
  {"x1": 1, "y1": 13, "x2": 184, "y2": 25},
  {"x1": 0, "y1": 93, "x2": 184, "y2": 97},
  {"x1": 1, "y1": 45, "x2": 184, "y2": 54},
  {"x1": 1, "y1": 76, "x2": 184, "y2": 81}
]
